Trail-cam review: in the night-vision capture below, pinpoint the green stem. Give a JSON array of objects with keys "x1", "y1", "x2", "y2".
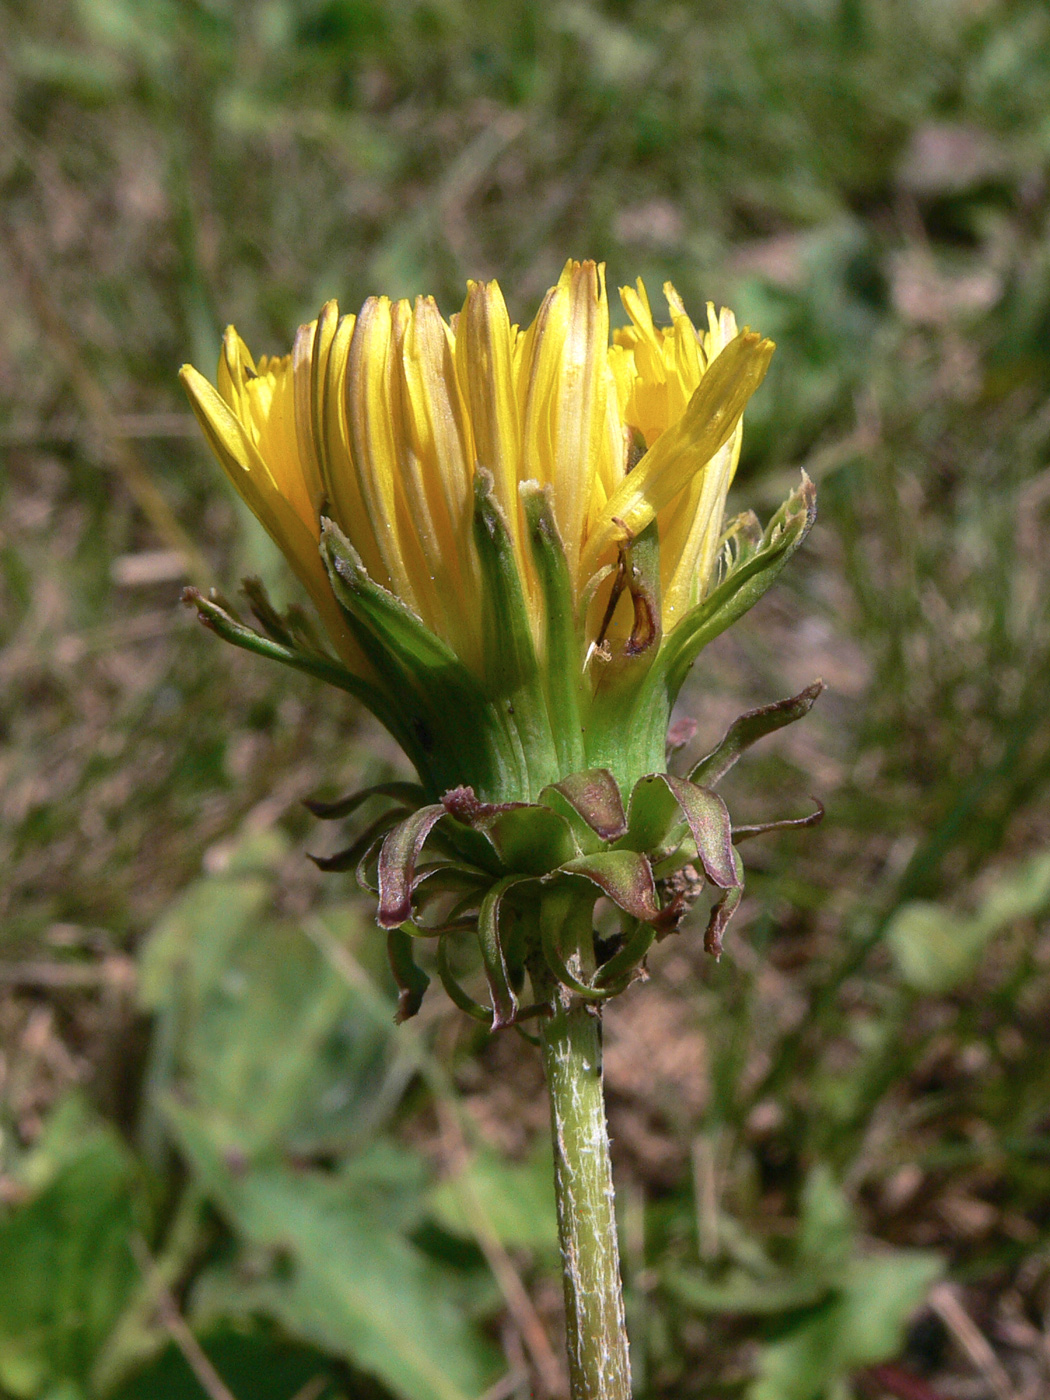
[{"x1": 540, "y1": 996, "x2": 631, "y2": 1400}]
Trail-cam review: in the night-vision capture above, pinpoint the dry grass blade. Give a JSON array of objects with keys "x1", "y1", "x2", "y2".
[
  {"x1": 130, "y1": 1235, "x2": 239, "y2": 1400},
  {"x1": 928, "y1": 1283, "x2": 1017, "y2": 1400}
]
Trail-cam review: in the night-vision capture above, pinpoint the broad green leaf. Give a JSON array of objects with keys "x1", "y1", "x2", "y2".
[
  {"x1": 797, "y1": 1166, "x2": 853, "y2": 1275},
  {"x1": 139, "y1": 848, "x2": 406, "y2": 1158},
  {"x1": 975, "y1": 852, "x2": 1050, "y2": 930},
  {"x1": 663, "y1": 1267, "x2": 830, "y2": 1317},
  {"x1": 0, "y1": 1114, "x2": 137, "y2": 1399},
  {"x1": 137, "y1": 828, "x2": 287, "y2": 1012},
  {"x1": 338, "y1": 1140, "x2": 431, "y2": 1234},
  {"x1": 171, "y1": 1106, "x2": 500, "y2": 1400},
  {"x1": 10, "y1": 1095, "x2": 99, "y2": 1196},
  {"x1": 886, "y1": 903, "x2": 989, "y2": 996},
  {"x1": 178, "y1": 916, "x2": 397, "y2": 1156},
  {"x1": 13, "y1": 42, "x2": 126, "y2": 101},
  {"x1": 747, "y1": 1249, "x2": 941, "y2": 1400},
  {"x1": 428, "y1": 1146, "x2": 558, "y2": 1253},
  {"x1": 888, "y1": 851, "x2": 1050, "y2": 994}
]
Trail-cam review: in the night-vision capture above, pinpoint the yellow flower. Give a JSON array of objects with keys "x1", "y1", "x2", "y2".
[{"x1": 180, "y1": 260, "x2": 773, "y2": 679}]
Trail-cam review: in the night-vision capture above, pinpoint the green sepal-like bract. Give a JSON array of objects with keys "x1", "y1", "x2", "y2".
[
  {"x1": 585, "y1": 474, "x2": 817, "y2": 791},
  {"x1": 477, "y1": 876, "x2": 526, "y2": 1029},
  {"x1": 473, "y1": 469, "x2": 561, "y2": 795},
  {"x1": 182, "y1": 584, "x2": 405, "y2": 738},
  {"x1": 622, "y1": 774, "x2": 737, "y2": 889},
  {"x1": 539, "y1": 768, "x2": 628, "y2": 852},
  {"x1": 690, "y1": 680, "x2": 825, "y2": 787},
  {"x1": 309, "y1": 713, "x2": 821, "y2": 1023},
  {"x1": 387, "y1": 927, "x2": 431, "y2": 1023},
  {"x1": 190, "y1": 474, "x2": 815, "y2": 826},
  {"x1": 321, "y1": 518, "x2": 528, "y2": 801},
  {"x1": 662, "y1": 472, "x2": 817, "y2": 698},
  {"x1": 521, "y1": 482, "x2": 586, "y2": 776}
]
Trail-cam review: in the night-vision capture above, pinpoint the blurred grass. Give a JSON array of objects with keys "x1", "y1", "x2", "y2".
[{"x1": 3, "y1": 0, "x2": 1050, "y2": 1397}]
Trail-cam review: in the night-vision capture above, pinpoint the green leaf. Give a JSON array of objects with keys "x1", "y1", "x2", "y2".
[
  {"x1": 190, "y1": 928, "x2": 392, "y2": 1154},
  {"x1": 428, "y1": 1146, "x2": 558, "y2": 1253},
  {"x1": 0, "y1": 1113, "x2": 138, "y2": 1399},
  {"x1": 797, "y1": 1166, "x2": 854, "y2": 1275},
  {"x1": 170, "y1": 1107, "x2": 500, "y2": 1400},
  {"x1": 664, "y1": 1267, "x2": 831, "y2": 1317},
  {"x1": 107, "y1": 1328, "x2": 341, "y2": 1400},
  {"x1": 747, "y1": 1250, "x2": 941, "y2": 1400},
  {"x1": 887, "y1": 851, "x2": 1050, "y2": 993},
  {"x1": 137, "y1": 829, "x2": 285, "y2": 1012},
  {"x1": 886, "y1": 902, "x2": 988, "y2": 996},
  {"x1": 338, "y1": 1140, "x2": 431, "y2": 1234},
  {"x1": 13, "y1": 41, "x2": 127, "y2": 102},
  {"x1": 139, "y1": 854, "x2": 405, "y2": 1159}
]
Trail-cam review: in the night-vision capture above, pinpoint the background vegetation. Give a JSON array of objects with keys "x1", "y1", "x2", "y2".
[{"x1": 3, "y1": 0, "x2": 1050, "y2": 1396}]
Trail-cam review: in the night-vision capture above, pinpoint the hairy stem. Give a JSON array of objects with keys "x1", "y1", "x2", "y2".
[{"x1": 541, "y1": 997, "x2": 631, "y2": 1400}]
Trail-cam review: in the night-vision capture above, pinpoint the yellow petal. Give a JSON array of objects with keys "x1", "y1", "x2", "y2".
[
  {"x1": 318, "y1": 309, "x2": 391, "y2": 588},
  {"x1": 456, "y1": 280, "x2": 524, "y2": 564},
  {"x1": 180, "y1": 361, "x2": 362, "y2": 667},
  {"x1": 580, "y1": 329, "x2": 774, "y2": 579},
  {"x1": 659, "y1": 422, "x2": 743, "y2": 627},
  {"x1": 399, "y1": 295, "x2": 481, "y2": 665},
  {"x1": 292, "y1": 300, "x2": 337, "y2": 517},
  {"x1": 519, "y1": 260, "x2": 612, "y2": 576},
  {"x1": 345, "y1": 297, "x2": 422, "y2": 614},
  {"x1": 616, "y1": 278, "x2": 670, "y2": 446}
]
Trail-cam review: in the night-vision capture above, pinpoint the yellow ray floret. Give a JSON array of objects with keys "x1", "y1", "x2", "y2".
[{"x1": 180, "y1": 262, "x2": 773, "y2": 678}]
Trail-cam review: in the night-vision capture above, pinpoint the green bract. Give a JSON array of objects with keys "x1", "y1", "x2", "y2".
[{"x1": 300, "y1": 691, "x2": 823, "y2": 1026}]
